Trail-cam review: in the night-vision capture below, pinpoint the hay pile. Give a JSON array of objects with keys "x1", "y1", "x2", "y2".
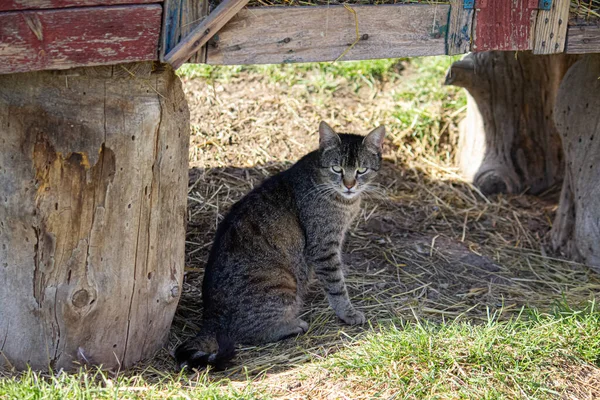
[
  {"x1": 571, "y1": 0, "x2": 600, "y2": 21},
  {"x1": 148, "y1": 60, "x2": 600, "y2": 379}
]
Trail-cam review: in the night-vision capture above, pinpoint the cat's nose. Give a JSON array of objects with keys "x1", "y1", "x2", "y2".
[{"x1": 343, "y1": 180, "x2": 356, "y2": 189}]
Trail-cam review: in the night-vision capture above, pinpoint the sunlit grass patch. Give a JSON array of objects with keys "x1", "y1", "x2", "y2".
[
  {"x1": 3, "y1": 302, "x2": 600, "y2": 399},
  {"x1": 309, "y1": 301, "x2": 600, "y2": 398}
]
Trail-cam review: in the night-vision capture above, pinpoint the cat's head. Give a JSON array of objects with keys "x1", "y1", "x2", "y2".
[{"x1": 317, "y1": 121, "x2": 385, "y2": 200}]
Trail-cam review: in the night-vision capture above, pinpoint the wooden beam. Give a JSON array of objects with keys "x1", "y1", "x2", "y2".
[
  {"x1": 447, "y1": 0, "x2": 474, "y2": 55},
  {"x1": 205, "y1": 4, "x2": 449, "y2": 65},
  {"x1": 533, "y1": 0, "x2": 570, "y2": 54},
  {"x1": 0, "y1": 5, "x2": 161, "y2": 74},
  {"x1": 163, "y1": 0, "x2": 250, "y2": 69},
  {"x1": 566, "y1": 24, "x2": 600, "y2": 54},
  {"x1": 0, "y1": 0, "x2": 159, "y2": 12},
  {"x1": 160, "y1": 0, "x2": 210, "y2": 63}
]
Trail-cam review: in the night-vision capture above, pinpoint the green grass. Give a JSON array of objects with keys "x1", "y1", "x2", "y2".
[
  {"x1": 3, "y1": 302, "x2": 600, "y2": 399},
  {"x1": 0, "y1": 368, "x2": 269, "y2": 399},
  {"x1": 178, "y1": 58, "x2": 404, "y2": 88},
  {"x1": 389, "y1": 56, "x2": 466, "y2": 151},
  {"x1": 326, "y1": 302, "x2": 600, "y2": 398}
]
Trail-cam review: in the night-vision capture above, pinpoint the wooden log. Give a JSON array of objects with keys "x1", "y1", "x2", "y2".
[
  {"x1": 551, "y1": 54, "x2": 600, "y2": 269},
  {"x1": 0, "y1": 63, "x2": 189, "y2": 371},
  {"x1": 0, "y1": 0, "x2": 159, "y2": 12},
  {"x1": 164, "y1": 0, "x2": 251, "y2": 69},
  {"x1": 0, "y1": 5, "x2": 161, "y2": 75},
  {"x1": 206, "y1": 4, "x2": 449, "y2": 65},
  {"x1": 161, "y1": 0, "x2": 210, "y2": 63},
  {"x1": 445, "y1": 51, "x2": 578, "y2": 195}
]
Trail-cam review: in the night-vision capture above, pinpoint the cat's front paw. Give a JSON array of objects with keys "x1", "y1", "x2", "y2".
[{"x1": 338, "y1": 308, "x2": 365, "y2": 325}]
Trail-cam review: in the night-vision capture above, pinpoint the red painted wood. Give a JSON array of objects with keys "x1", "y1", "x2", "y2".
[
  {"x1": 0, "y1": 5, "x2": 161, "y2": 74},
  {"x1": 0, "y1": 1, "x2": 160, "y2": 12},
  {"x1": 473, "y1": 0, "x2": 536, "y2": 51}
]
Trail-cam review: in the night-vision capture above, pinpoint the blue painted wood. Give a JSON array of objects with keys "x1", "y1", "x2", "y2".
[
  {"x1": 160, "y1": 0, "x2": 183, "y2": 60},
  {"x1": 160, "y1": 0, "x2": 208, "y2": 62}
]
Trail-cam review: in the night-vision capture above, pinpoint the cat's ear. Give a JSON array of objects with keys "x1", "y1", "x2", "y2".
[
  {"x1": 319, "y1": 121, "x2": 341, "y2": 150},
  {"x1": 363, "y1": 125, "x2": 385, "y2": 153}
]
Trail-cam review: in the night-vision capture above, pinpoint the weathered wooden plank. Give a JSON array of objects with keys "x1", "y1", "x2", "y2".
[
  {"x1": 161, "y1": 0, "x2": 210, "y2": 63},
  {"x1": 164, "y1": 0, "x2": 251, "y2": 69},
  {"x1": 0, "y1": 0, "x2": 159, "y2": 12},
  {"x1": 447, "y1": 0, "x2": 473, "y2": 55},
  {"x1": 533, "y1": 0, "x2": 570, "y2": 54},
  {"x1": 566, "y1": 24, "x2": 600, "y2": 54},
  {"x1": 206, "y1": 4, "x2": 449, "y2": 65},
  {"x1": 473, "y1": 0, "x2": 537, "y2": 51},
  {"x1": 0, "y1": 5, "x2": 161, "y2": 74}
]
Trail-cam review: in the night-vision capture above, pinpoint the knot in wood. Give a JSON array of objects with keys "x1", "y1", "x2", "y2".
[
  {"x1": 170, "y1": 286, "x2": 180, "y2": 298},
  {"x1": 72, "y1": 289, "x2": 91, "y2": 308}
]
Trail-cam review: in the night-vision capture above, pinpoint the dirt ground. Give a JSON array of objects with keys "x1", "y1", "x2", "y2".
[{"x1": 162, "y1": 61, "x2": 600, "y2": 379}]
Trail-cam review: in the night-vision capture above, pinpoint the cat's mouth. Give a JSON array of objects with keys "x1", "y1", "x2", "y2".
[{"x1": 339, "y1": 188, "x2": 359, "y2": 199}]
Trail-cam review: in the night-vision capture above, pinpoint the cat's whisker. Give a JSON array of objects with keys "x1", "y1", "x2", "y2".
[
  {"x1": 299, "y1": 183, "x2": 332, "y2": 201},
  {"x1": 302, "y1": 184, "x2": 338, "y2": 202}
]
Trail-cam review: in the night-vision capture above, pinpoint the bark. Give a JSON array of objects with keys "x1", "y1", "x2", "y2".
[
  {"x1": 551, "y1": 55, "x2": 600, "y2": 270},
  {"x1": 445, "y1": 51, "x2": 578, "y2": 195},
  {"x1": 0, "y1": 63, "x2": 190, "y2": 371}
]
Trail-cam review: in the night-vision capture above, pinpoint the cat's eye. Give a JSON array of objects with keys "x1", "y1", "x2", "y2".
[
  {"x1": 331, "y1": 166, "x2": 343, "y2": 174},
  {"x1": 356, "y1": 167, "x2": 369, "y2": 175}
]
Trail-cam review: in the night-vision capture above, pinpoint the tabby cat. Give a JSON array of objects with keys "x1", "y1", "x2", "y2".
[{"x1": 175, "y1": 121, "x2": 385, "y2": 370}]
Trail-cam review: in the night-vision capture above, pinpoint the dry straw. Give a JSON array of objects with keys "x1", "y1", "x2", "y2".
[
  {"x1": 149, "y1": 63, "x2": 600, "y2": 381},
  {"x1": 571, "y1": 0, "x2": 600, "y2": 20}
]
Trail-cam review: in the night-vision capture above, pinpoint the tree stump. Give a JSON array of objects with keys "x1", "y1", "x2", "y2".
[
  {"x1": 445, "y1": 51, "x2": 578, "y2": 195},
  {"x1": 551, "y1": 55, "x2": 600, "y2": 269},
  {"x1": 0, "y1": 63, "x2": 190, "y2": 371}
]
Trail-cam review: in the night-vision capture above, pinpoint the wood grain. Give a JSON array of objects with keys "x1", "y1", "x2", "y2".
[
  {"x1": 473, "y1": 0, "x2": 536, "y2": 51},
  {"x1": 445, "y1": 51, "x2": 577, "y2": 195},
  {"x1": 161, "y1": 0, "x2": 210, "y2": 63},
  {"x1": 0, "y1": 5, "x2": 161, "y2": 74},
  {"x1": 566, "y1": 24, "x2": 600, "y2": 54},
  {"x1": 447, "y1": 0, "x2": 473, "y2": 55},
  {"x1": 0, "y1": 64, "x2": 189, "y2": 371},
  {"x1": 164, "y1": 0, "x2": 251, "y2": 69},
  {"x1": 551, "y1": 55, "x2": 600, "y2": 270},
  {"x1": 0, "y1": 0, "x2": 158, "y2": 12},
  {"x1": 206, "y1": 4, "x2": 449, "y2": 65},
  {"x1": 533, "y1": 0, "x2": 570, "y2": 54}
]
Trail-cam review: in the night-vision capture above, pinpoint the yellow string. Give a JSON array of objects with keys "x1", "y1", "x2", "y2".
[{"x1": 333, "y1": 4, "x2": 360, "y2": 63}]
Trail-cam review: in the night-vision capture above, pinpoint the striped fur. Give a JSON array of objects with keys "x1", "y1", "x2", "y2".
[{"x1": 175, "y1": 122, "x2": 385, "y2": 370}]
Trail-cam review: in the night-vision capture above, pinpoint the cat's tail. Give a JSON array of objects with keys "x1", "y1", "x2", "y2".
[{"x1": 174, "y1": 331, "x2": 236, "y2": 372}]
